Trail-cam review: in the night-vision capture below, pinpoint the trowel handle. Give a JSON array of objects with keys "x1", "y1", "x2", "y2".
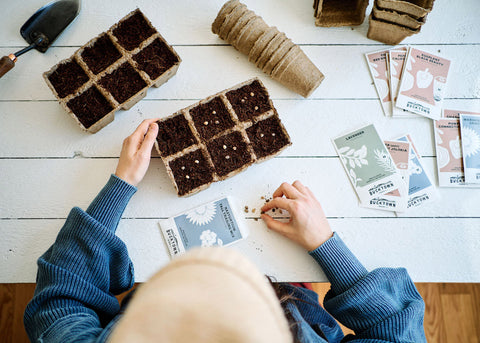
[{"x1": 0, "y1": 55, "x2": 16, "y2": 78}]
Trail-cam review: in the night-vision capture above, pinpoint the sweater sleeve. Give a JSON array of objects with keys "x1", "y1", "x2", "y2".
[
  {"x1": 308, "y1": 233, "x2": 427, "y2": 342},
  {"x1": 24, "y1": 175, "x2": 137, "y2": 343}
]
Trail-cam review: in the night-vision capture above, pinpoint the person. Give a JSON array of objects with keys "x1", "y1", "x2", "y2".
[{"x1": 24, "y1": 119, "x2": 427, "y2": 342}]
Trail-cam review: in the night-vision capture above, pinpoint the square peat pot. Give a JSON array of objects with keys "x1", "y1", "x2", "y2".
[
  {"x1": 155, "y1": 113, "x2": 198, "y2": 157},
  {"x1": 225, "y1": 79, "x2": 273, "y2": 122},
  {"x1": 190, "y1": 96, "x2": 236, "y2": 141}
]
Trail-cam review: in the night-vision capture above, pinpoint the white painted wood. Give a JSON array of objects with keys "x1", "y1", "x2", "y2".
[
  {"x1": 2, "y1": 99, "x2": 479, "y2": 158},
  {"x1": 1, "y1": 0, "x2": 480, "y2": 283},
  {"x1": 0, "y1": 0, "x2": 478, "y2": 47},
  {"x1": 0, "y1": 45, "x2": 479, "y2": 101},
  {"x1": 2, "y1": 217, "x2": 479, "y2": 283},
  {"x1": 1, "y1": 158, "x2": 479, "y2": 219}
]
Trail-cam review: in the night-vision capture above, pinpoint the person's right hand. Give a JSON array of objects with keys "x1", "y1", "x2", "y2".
[{"x1": 261, "y1": 181, "x2": 333, "y2": 252}]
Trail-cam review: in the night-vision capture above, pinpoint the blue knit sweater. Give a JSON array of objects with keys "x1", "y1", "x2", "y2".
[{"x1": 24, "y1": 175, "x2": 426, "y2": 342}]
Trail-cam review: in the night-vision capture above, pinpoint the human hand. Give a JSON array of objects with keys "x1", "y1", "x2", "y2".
[
  {"x1": 261, "y1": 181, "x2": 333, "y2": 251},
  {"x1": 115, "y1": 119, "x2": 159, "y2": 187}
]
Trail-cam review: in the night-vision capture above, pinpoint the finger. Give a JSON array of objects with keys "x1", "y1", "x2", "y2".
[
  {"x1": 261, "y1": 213, "x2": 291, "y2": 235},
  {"x1": 272, "y1": 182, "x2": 301, "y2": 199},
  {"x1": 139, "y1": 123, "x2": 159, "y2": 155},
  {"x1": 261, "y1": 197, "x2": 293, "y2": 212},
  {"x1": 132, "y1": 119, "x2": 160, "y2": 140},
  {"x1": 292, "y1": 180, "x2": 308, "y2": 194}
]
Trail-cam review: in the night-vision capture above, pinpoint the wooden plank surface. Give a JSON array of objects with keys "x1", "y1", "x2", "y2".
[{"x1": 1, "y1": 0, "x2": 480, "y2": 283}]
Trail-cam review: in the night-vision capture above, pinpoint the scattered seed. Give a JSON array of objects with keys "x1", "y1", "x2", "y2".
[
  {"x1": 204, "y1": 121, "x2": 208, "y2": 125},
  {"x1": 252, "y1": 208, "x2": 256, "y2": 213},
  {"x1": 241, "y1": 99, "x2": 245, "y2": 103},
  {"x1": 181, "y1": 166, "x2": 185, "y2": 170},
  {"x1": 233, "y1": 146, "x2": 237, "y2": 150},
  {"x1": 223, "y1": 145, "x2": 227, "y2": 149},
  {"x1": 186, "y1": 175, "x2": 190, "y2": 179},
  {"x1": 250, "y1": 92, "x2": 255, "y2": 96},
  {"x1": 225, "y1": 155, "x2": 230, "y2": 159},
  {"x1": 272, "y1": 133, "x2": 276, "y2": 136},
  {"x1": 244, "y1": 206, "x2": 249, "y2": 213},
  {"x1": 215, "y1": 120, "x2": 219, "y2": 124},
  {"x1": 261, "y1": 196, "x2": 265, "y2": 200},
  {"x1": 260, "y1": 133, "x2": 264, "y2": 137},
  {"x1": 254, "y1": 106, "x2": 259, "y2": 110},
  {"x1": 194, "y1": 160, "x2": 199, "y2": 164},
  {"x1": 212, "y1": 111, "x2": 216, "y2": 114}
]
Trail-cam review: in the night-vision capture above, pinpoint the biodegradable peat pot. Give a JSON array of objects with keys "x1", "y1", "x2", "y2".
[
  {"x1": 372, "y1": 6, "x2": 425, "y2": 29},
  {"x1": 314, "y1": 0, "x2": 369, "y2": 27},
  {"x1": 367, "y1": 13, "x2": 420, "y2": 45},
  {"x1": 155, "y1": 78, "x2": 291, "y2": 197},
  {"x1": 376, "y1": 0, "x2": 434, "y2": 19},
  {"x1": 44, "y1": 8, "x2": 181, "y2": 133},
  {"x1": 212, "y1": 0, "x2": 324, "y2": 98}
]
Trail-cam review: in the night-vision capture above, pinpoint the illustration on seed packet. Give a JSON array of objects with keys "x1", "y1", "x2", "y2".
[
  {"x1": 385, "y1": 140, "x2": 410, "y2": 185},
  {"x1": 365, "y1": 50, "x2": 392, "y2": 116},
  {"x1": 159, "y1": 197, "x2": 247, "y2": 257},
  {"x1": 333, "y1": 124, "x2": 405, "y2": 204},
  {"x1": 396, "y1": 135, "x2": 436, "y2": 209},
  {"x1": 460, "y1": 114, "x2": 480, "y2": 184},
  {"x1": 396, "y1": 48, "x2": 451, "y2": 120}
]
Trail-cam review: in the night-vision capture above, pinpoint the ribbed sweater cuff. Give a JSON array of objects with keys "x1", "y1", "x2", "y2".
[
  {"x1": 86, "y1": 174, "x2": 137, "y2": 232},
  {"x1": 309, "y1": 232, "x2": 368, "y2": 295}
]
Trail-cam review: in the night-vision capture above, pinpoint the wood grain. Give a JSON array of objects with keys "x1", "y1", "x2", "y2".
[{"x1": 3, "y1": 283, "x2": 478, "y2": 342}]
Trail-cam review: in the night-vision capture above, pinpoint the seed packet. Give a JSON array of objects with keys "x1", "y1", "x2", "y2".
[
  {"x1": 396, "y1": 135, "x2": 437, "y2": 209},
  {"x1": 396, "y1": 48, "x2": 451, "y2": 120},
  {"x1": 384, "y1": 140, "x2": 410, "y2": 187},
  {"x1": 333, "y1": 124, "x2": 406, "y2": 207},
  {"x1": 443, "y1": 109, "x2": 480, "y2": 119},
  {"x1": 159, "y1": 197, "x2": 248, "y2": 257},
  {"x1": 388, "y1": 48, "x2": 416, "y2": 118},
  {"x1": 365, "y1": 49, "x2": 392, "y2": 117},
  {"x1": 460, "y1": 114, "x2": 480, "y2": 184}
]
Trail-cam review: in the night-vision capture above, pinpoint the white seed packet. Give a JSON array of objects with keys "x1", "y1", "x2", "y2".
[
  {"x1": 365, "y1": 49, "x2": 392, "y2": 117},
  {"x1": 388, "y1": 48, "x2": 417, "y2": 118},
  {"x1": 159, "y1": 197, "x2": 248, "y2": 258},
  {"x1": 396, "y1": 48, "x2": 451, "y2": 120},
  {"x1": 396, "y1": 135, "x2": 437, "y2": 209},
  {"x1": 332, "y1": 124, "x2": 406, "y2": 211},
  {"x1": 443, "y1": 109, "x2": 480, "y2": 119},
  {"x1": 384, "y1": 140, "x2": 410, "y2": 188},
  {"x1": 460, "y1": 114, "x2": 480, "y2": 184},
  {"x1": 434, "y1": 117, "x2": 480, "y2": 187}
]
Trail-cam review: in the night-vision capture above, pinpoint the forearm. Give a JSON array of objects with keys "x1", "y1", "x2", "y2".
[{"x1": 24, "y1": 175, "x2": 137, "y2": 342}]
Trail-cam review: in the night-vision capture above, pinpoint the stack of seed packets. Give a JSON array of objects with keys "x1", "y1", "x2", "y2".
[
  {"x1": 366, "y1": 47, "x2": 452, "y2": 119},
  {"x1": 333, "y1": 124, "x2": 437, "y2": 212},
  {"x1": 434, "y1": 109, "x2": 480, "y2": 187}
]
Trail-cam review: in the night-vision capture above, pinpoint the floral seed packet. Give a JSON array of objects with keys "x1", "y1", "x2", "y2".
[
  {"x1": 396, "y1": 135, "x2": 437, "y2": 209},
  {"x1": 365, "y1": 49, "x2": 392, "y2": 117},
  {"x1": 396, "y1": 48, "x2": 451, "y2": 120},
  {"x1": 333, "y1": 124, "x2": 405, "y2": 206},
  {"x1": 460, "y1": 114, "x2": 480, "y2": 184},
  {"x1": 159, "y1": 197, "x2": 248, "y2": 258},
  {"x1": 434, "y1": 118, "x2": 480, "y2": 187},
  {"x1": 385, "y1": 140, "x2": 410, "y2": 187},
  {"x1": 443, "y1": 109, "x2": 480, "y2": 119},
  {"x1": 388, "y1": 48, "x2": 416, "y2": 118}
]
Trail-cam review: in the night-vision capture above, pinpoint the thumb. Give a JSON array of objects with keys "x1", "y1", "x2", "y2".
[
  {"x1": 261, "y1": 213, "x2": 290, "y2": 235},
  {"x1": 140, "y1": 123, "x2": 159, "y2": 154}
]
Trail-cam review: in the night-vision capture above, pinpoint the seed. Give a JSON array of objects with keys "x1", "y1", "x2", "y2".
[
  {"x1": 194, "y1": 160, "x2": 199, "y2": 164},
  {"x1": 254, "y1": 106, "x2": 258, "y2": 110},
  {"x1": 233, "y1": 146, "x2": 237, "y2": 150},
  {"x1": 181, "y1": 166, "x2": 185, "y2": 170},
  {"x1": 212, "y1": 111, "x2": 216, "y2": 114},
  {"x1": 260, "y1": 133, "x2": 264, "y2": 137},
  {"x1": 215, "y1": 120, "x2": 219, "y2": 124},
  {"x1": 223, "y1": 145, "x2": 227, "y2": 149},
  {"x1": 241, "y1": 99, "x2": 245, "y2": 103},
  {"x1": 204, "y1": 121, "x2": 208, "y2": 125},
  {"x1": 225, "y1": 155, "x2": 230, "y2": 159},
  {"x1": 272, "y1": 133, "x2": 276, "y2": 136},
  {"x1": 186, "y1": 175, "x2": 190, "y2": 179},
  {"x1": 250, "y1": 92, "x2": 255, "y2": 96}
]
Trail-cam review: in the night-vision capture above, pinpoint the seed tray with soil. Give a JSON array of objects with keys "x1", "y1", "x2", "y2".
[
  {"x1": 155, "y1": 78, "x2": 291, "y2": 197},
  {"x1": 43, "y1": 8, "x2": 181, "y2": 133}
]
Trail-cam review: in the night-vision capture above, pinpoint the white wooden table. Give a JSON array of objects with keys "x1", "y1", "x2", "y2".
[{"x1": 1, "y1": 0, "x2": 479, "y2": 283}]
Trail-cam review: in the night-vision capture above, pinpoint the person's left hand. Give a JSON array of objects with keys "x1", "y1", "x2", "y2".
[{"x1": 115, "y1": 119, "x2": 159, "y2": 186}]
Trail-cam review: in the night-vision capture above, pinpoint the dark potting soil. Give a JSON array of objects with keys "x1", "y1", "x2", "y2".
[
  {"x1": 156, "y1": 114, "x2": 197, "y2": 157},
  {"x1": 133, "y1": 38, "x2": 178, "y2": 80},
  {"x1": 225, "y1": 80, "x2": 272, "y2": 122},
  {"x1": 190, "y1": 97, "x2": 235, "y2": 141},
  {"x1": 206, "y1": 131, "x2": 253, "y2": 177},
  {"x1": 169, "y1": 149, "x2": 214, "y2": 196},
  {"x1": 67, "y1": 86, "x2": 113, "y2": 129},
  {"x1": 99, "y1": 62, "x2": 147, "y2": 104},
  {"x1": 112, "y1": 10, "x2": 156, "y2": 51},
  {"x1": 48, "y1": 59, "x2": 89, "y2": 98},
  {"x1": 81, "y1": 34, "x2": 122, "y2": 75},
  {"x1": 246, "y1": 116, "x2": 290, "y2": 158}
]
